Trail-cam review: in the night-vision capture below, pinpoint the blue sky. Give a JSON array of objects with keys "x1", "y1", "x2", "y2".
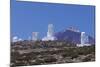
[{"x1": 11, "y1": 0, "x2": 95, "y2": 40}]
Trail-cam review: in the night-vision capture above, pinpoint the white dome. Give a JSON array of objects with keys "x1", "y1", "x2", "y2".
[{"x1": 42, "y1": 36, "x2": 57, "y2": 41}]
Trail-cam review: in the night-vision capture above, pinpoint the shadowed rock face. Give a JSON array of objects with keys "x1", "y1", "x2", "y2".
[{"x1": 10, "y1": 40, "x2": 95, "y2": 67}]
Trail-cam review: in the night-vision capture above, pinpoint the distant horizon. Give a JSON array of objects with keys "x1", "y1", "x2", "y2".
[{"x1": 11, "y1": 0, "x2": 95, "y2": 40}]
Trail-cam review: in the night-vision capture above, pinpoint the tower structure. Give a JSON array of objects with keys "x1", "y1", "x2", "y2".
[
  {"x1": 47, "y1": 24, "x2": 54, "y2": 37},
  {"x1": 42, "y1": 24, "x2": 56, "y2": 41},
  {"x1": 81, "y1": 32, "x2": 86, "y2": 45},
  {"x1": 77, "y1": 32, "x2": 90, "y2": 47},
  {"x1": 81, "y1": 32, "x2": 89, "y2": 44},
  {"x1": 32, "y1": 32, "x2": 38, "y2": 41}
]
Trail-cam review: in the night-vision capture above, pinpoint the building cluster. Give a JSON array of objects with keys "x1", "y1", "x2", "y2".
[
  {"x1": 12, "y1": 24, "x2": 56, "y2": 42},
  {"x1": 12, "y1": 24, "x2": 91, "y2": 47}
]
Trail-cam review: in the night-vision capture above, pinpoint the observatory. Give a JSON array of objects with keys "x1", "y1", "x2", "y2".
[
  {"x1": 77, "y1": 32, "x2": 91, "y2": 47},
  {"x1": 32, "y1": 32, "x2": 38, "y2": 41},
  {"x1": 81, "y1": 32, "x2": 89, "y2": 45},
  {"x1": 42, "y1": 24, "x2": 56, "y2": 41},
  {"x1": 47, "y1": 24, "x2": 54, "y2": 37},
  {"x1": 12, "y1": 36, "x2": 22, "y2": 42}
]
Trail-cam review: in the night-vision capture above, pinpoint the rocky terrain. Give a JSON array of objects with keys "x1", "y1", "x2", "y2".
[{"x1": 10, "y1": 40, "x2": 95, "y2": 67}]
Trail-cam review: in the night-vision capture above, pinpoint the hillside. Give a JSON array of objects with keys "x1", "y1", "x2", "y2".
[{"x1": 11, "y1": 40, "x2": 95, "y2": 67}]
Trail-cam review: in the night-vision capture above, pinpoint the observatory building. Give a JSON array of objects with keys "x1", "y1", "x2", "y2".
[
  {"x1": 81, "y1": 32, "x2": 88, "y2": 45},
  {"x1": 32, "y1": 32, "x2": 38, "y2": 41},
  {"x1": 42, "y1": 24, "x2": 57, "y2": 41},
  {"x1": 12, "y1": 36, "x2": 22, "y2": 42},
  {"x1": 77, "y1": 32, "x2": 91, "y2": 47}
]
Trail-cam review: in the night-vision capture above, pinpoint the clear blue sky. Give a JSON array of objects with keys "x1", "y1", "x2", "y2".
[{"x1": 11, "y1": 0, "x2": 95, "y2": 40}]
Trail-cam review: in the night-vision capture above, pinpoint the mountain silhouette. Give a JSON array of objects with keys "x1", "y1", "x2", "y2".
[{"x1": 54, "y1": 28, "x2": 95, "y2": 44}]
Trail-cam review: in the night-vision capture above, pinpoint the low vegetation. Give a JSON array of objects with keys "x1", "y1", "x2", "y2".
[{"x1": 11, "y1": 40, "x2": 95, "y2": 67}]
